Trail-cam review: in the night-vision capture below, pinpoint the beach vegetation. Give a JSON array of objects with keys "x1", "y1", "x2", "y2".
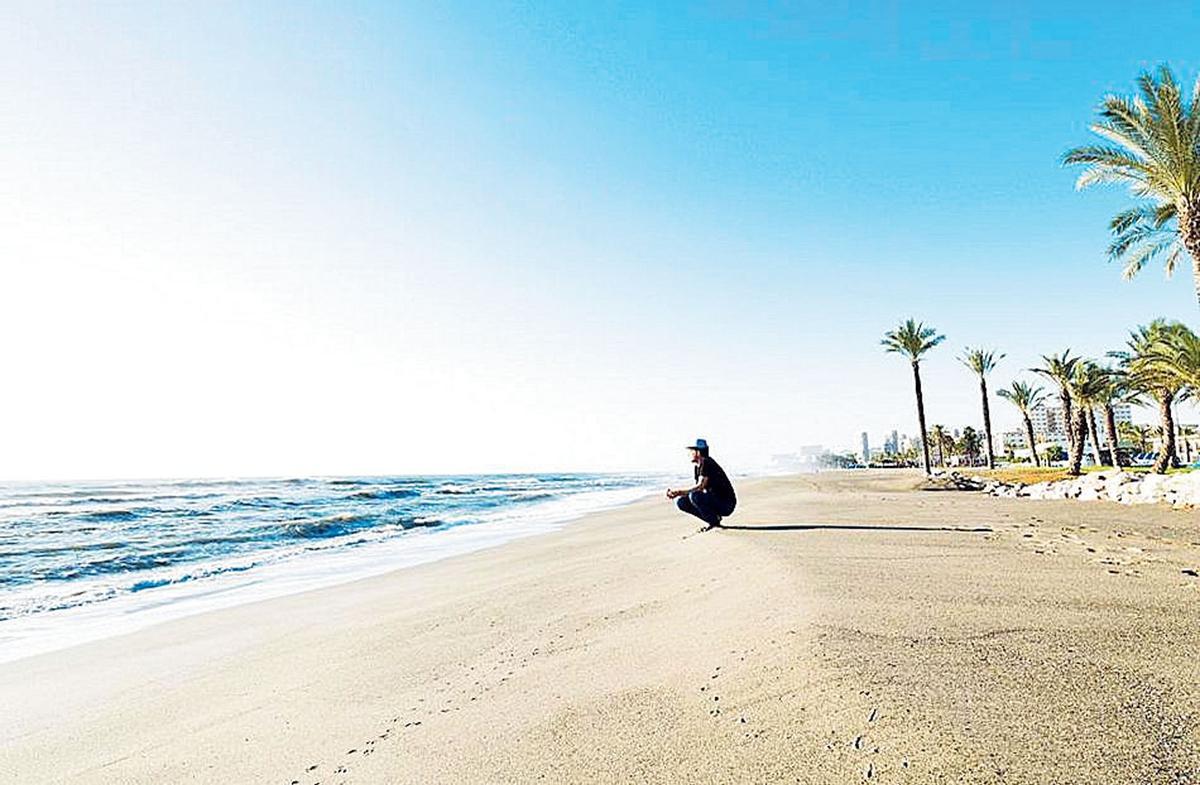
[
  {"x1": 957, "y1": 426, "x2": 982, "y2": 465},
  {"x1": 1120, "y1": 422, "x2": 1155, "y2": 453},
  {"x1": 1073, "y1": 361, "x2": 1113, "y2": 468},
  {"x1": 1033, "y1": 352, "x2": 1087, "y2": 475},
  {"x1": 882, "y1": 319, "x2": 945, "y2": 474},
  {"x1": 1063, "y1": 65, "x2": 1200, "y2": 309},
  {"x1": 997, "y1": 381, "x2": 1047, "y2": 467},
  {"x1": 929, "y1": 424, "x2": 950, "y2": 468},
  {"x1": 1110, "y1": 320, "x2": 1192, "y2": 473},
  {"x1": 959, "y1": 348, "x2": 1004, "y2": 469}
]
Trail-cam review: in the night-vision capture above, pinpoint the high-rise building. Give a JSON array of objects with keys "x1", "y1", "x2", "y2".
[
  {"x1": 884, "y1": 430, "x2": 899, "y2": 455},
  {"x1": 1030, "y1": 403, "x2": 1066, "y2": 439},
  {"x1": 861, "y1": 432, "x2": 870, "y2": 464}
]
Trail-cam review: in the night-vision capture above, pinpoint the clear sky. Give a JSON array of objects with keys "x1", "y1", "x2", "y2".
[{"x1": 2, "y1": 2, "x2": 1198, "y2": 480}]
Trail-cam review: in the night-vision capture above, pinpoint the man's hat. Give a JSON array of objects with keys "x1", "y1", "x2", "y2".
[{"x1": 686, "y1": 438, "x2": 709, "y2": 451}]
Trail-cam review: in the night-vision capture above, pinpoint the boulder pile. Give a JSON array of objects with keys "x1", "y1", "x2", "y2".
[{"x1": 941, "y1": 470, "x2": 1200, "y2": 510}]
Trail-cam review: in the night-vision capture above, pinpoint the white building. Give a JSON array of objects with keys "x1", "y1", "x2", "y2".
[
  {"x1": 1030, "y1": 403, "x2": 1066, "y2": 440},
  {"x1": 1001, "y1": 430, "x2": 1027, "y2": 450}
]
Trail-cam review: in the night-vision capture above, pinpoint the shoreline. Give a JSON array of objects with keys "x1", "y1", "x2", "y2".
[
  {"x1": 0, "y1": 476, "x2": 667, "y2": 665},
  {"x1": 3, "y1": 471, "x2": 1198, "y2": 783}
]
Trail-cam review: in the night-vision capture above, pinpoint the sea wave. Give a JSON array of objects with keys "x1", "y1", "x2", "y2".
[
  {"x1": 0, "y1": 473, "x2": 665, "y2": 662},
  {"x1": 349, "y1": 488, "x2": 420, "y2": 500}
]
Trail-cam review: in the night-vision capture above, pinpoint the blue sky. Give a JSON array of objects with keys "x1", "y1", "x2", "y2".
[{"x1": 1, "y1": 2, "x2": 1198, "y2": 479}]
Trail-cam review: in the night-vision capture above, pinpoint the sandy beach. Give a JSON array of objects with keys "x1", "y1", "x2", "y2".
[{"x1": 3, "y1": 470, "x2": 1199, "y2": 784}]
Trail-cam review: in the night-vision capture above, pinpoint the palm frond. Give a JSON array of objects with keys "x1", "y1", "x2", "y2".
[
  {"x1": 1113, "y1": 320, "x2": 1192, "y2": 400},
  {"x1": 959, "y1": 347, "x2": 1003, "y2": 377},
  {"x1": 1119, "y1": 235, "x2": 1179, "y2": 280},
  {"x1": 1031, "y1": 351, "x2": 1080, "y2": 396},
  {"x1": 1104, "y1": 200, "x2": 1183, "y2": 279},
  {"x1": 997, "y1": 380, "x2": 1046, "y2": 413},
  {"x1": 882, "y1": 319, "x2": 945, "y2": 362},
  {"x1": 1063, "y1": 64, "x2": 1200, "y2": 291}
]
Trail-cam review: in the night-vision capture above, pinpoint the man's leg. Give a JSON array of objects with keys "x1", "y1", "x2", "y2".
[
  {"x1": 675, "y1": 493, "x2": 705, "y2": 523},
  {"x1": 681, "y1": 490, "x2": 723, "y2": 527}
]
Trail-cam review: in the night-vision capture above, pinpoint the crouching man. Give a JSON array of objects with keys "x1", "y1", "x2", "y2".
[{"x1": 666, "y1": 438, "x2": 737, "y2": 529}]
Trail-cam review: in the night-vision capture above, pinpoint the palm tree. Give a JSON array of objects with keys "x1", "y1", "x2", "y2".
[
  {"x1": 1119, "y1": 421, "x2": 1154, "y2": 454},
  {"x1": 959, "y1": 348, "x2": 1004, "y2": 469},
  {"x1": 1032, "y1": 355, "x2": 1089, "y2": 472},
  {"x1": 1064, "y1": 382, "x2": 1090, "y2": 475},
  {"x1": 1180, "y1": 424, "x2": 1197, "y2": 465},
  {"x1": 1141, "y1": 323, "x2": 1200, "y2": 465},
  {"x1": 1073, "y1": 361, "x2": 1111, "y2": 468},
  {"x1": 998, "y1": 380, "x2": 1047, "y2": 467},
  {"x1": 929, "y1": 425, "x2": 949, "y2": 468},
  {"x1": 882, "y1": 320, "x2": 945, "y2": 474},
  {"x1": 1099, "y1": 370, "x2": 1131, "y2": 468},
  {"x1": 958, "y1": 426, "x2": 982, "y2": 466},
  {"x1": 1044, "y1": 444, "x2": 1066, "y2": 466},
  {"x1": 1062, "y1": 65, "x2": 1200, "y2": 309},
  {"x1": 1111, "y1": 320, "x2": 1191, "y2": 473},
  {"x1": 1142, "y1": 321, "x2": 1200, "y2": 389}
]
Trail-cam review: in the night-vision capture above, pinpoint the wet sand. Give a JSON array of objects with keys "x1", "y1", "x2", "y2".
[{"x1": 2, "y1": 471, "x2": 1199, "y2": 783}]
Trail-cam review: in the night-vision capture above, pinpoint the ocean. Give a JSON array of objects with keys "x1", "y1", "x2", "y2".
[{"x1": 0, "y1": 473, "x2": 665, "y2": 663}]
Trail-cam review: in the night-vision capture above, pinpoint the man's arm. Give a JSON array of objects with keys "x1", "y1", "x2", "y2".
[{"x1": 666, "y1": 475, "x2": 710, "y2": 499}]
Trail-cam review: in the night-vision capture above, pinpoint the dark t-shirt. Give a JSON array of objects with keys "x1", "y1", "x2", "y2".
[{"x1": 695, "y1": 456, "x2": 736, "y2": 510}]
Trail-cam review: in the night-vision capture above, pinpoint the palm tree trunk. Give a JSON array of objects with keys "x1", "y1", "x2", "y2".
[
  {"x1": 1152, "y1": 393, "x2": 1177, "y2": 474},
  {"x1": 1023, "y1": 413, "x2": 1040, "y2": 467},
  {"x1": 1067, "y1": 406, "x2": 1087, "y2": 476},
  {"x1": 913, "y1": 362, "x2": 931, "y2": 474},
  {"x1": 1103, "y1": 403, "x2": 1121, "y2": 468},
  {"x1": 1086, "y1": 408, "x2": 1103, "y2": 467},
  {"x1": 1061, "y1": 392, "x2": 1075, "y2": 455},
  {"x1": 1176, "y1": 405, "x2": 1191, "y2": 464},
  {"x1": 980, "y1": 378, "x2": 995, "y2": 469},
  {"x1": 1185, "y1": 205, "x2": 1200, "y2": 310}
]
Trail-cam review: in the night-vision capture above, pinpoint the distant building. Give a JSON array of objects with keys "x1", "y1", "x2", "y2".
[
  {"x1": 1001, "y1": 430, "x2": 1026, "y2": 450},
  {"x1": 883, "y1": 430, "x2": 899, "y2": 455},
  {"x1": 1026, "y1": 402, "x2": 1132, "y2": 458},
  {"x1": 860, "y1": 432, "x2": 870, "y2": 464},
  {"x1": 1030, "y1": 403, "x2": 1066, "y2": 440}
]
